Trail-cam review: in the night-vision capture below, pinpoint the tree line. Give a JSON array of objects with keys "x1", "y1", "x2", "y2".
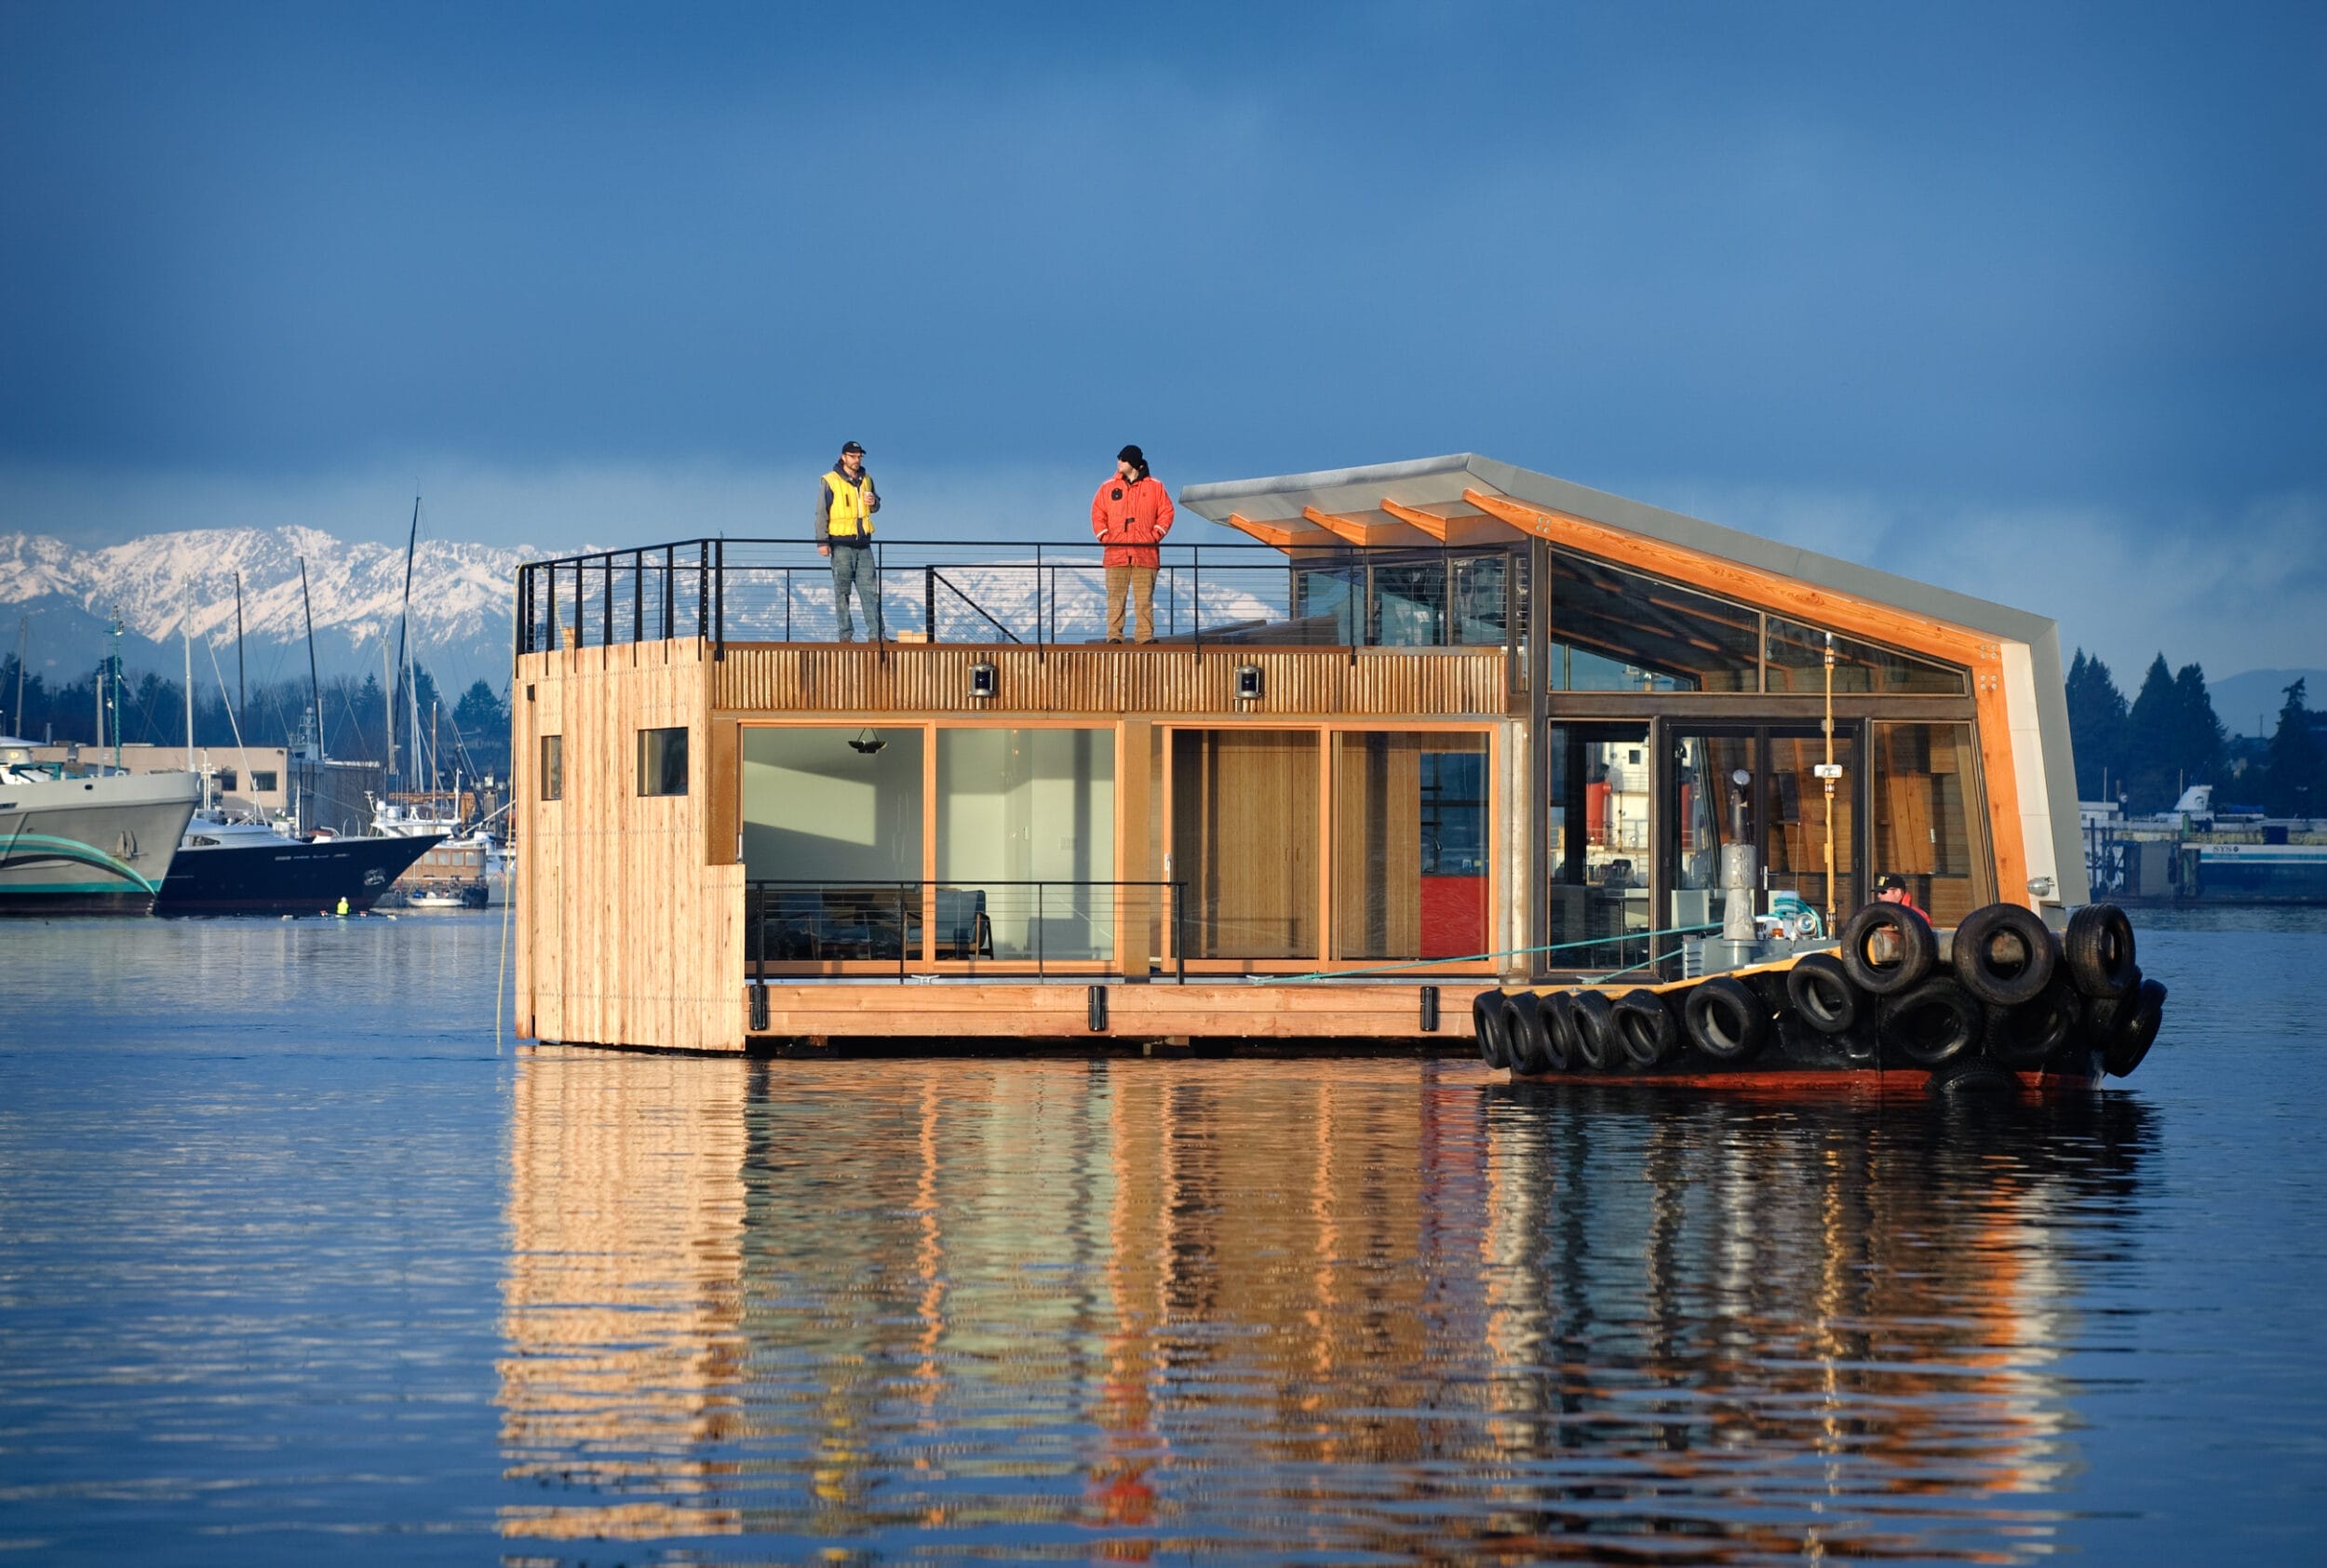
[
  {"x1": 2067, "y1": 650, "x2": 2322, "y2": 816},
  {"x1": 1, "y1": 655, "x2": 512, "y2": 783}
]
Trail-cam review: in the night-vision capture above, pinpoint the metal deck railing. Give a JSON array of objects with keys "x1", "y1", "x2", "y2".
[
  {"x1": 746, "y1": 878, "x2": 1188, "y2": 983},
  {"x1": 517, "y1": 538, "x2": 1529, "y2": 661}
]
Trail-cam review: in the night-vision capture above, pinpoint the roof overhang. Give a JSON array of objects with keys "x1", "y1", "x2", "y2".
[{"x1": 1178, "y1": 452, "x2": 2053, "y2": 649}]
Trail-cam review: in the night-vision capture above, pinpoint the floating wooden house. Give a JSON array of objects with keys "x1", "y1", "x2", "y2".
[{"x1": 510, "y1": 454, "x2": 2078, "y2": 1054}]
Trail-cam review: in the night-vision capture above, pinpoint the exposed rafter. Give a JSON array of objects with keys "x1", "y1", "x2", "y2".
[
  {"x1": 1224, "y1": 512, "x2": 1328, "y2": 549},
  {"x1": 1299, "y1": 506, "x2": 1433, "y2": 548}
]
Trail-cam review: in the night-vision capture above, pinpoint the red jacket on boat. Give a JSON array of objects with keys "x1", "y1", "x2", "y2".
[{"x1": 1090, "y1": 475, "x2": 1175, "y2": 568}]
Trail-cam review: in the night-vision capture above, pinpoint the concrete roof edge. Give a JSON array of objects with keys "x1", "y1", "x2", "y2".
[{"x1": 1177, "y1": 453, "x2": 1483, "y2": 510}]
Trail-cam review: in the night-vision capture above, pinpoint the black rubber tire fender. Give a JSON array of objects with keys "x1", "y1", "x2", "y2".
[
  {"x1": 1785, "y1": 952, "x2": 1863, "y2": 1035},
  {"x1": 1504, "y1": 993, "x2": 1554, "y2": 1076},
  {"x1": 2104, "y1": 976, "x2": 2168, "y2": 1079},
  {"x1": 2081, "y1": 964, "x2": 2142, "y2": 1045},
  {"x1": 1473, "y1": 991, "x2": 1508, "y2": 1067},
  {"x1": 1985, "y1": 981, "x2": 2081, "y2": 1070},
  {"x1": 2065, "y1": 903, "x2": 2139, "y2": 998},
  {"x1": 1571, "y1": 989, "x2": 1618, "y2": 1071},
  {"x1": 1612, "y1": 989, "x2": 1680, "y2": 1070},
  {"x1": 1880, "y1": 976, "x2": 1983, "y2": 1067},
  {"x1": 1839, "y1": 902, "x2": 1937, "y2": 996},
  {"x1": 1684, "y1": 974, "x2": 1770, "y2": 1063},
  {"x1": 1951, "y1": 902, "x2": 2060, "y2": 1007},
  {"x1": 1538, "y1": 990, "x2": 1579, "y2": 1073}
]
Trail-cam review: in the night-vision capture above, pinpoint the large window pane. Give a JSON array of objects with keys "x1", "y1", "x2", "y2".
[
  {"x1": 743, "y1": 727, "x2": 924, "y2": 959},
  {"x1": 1545, "y1": 724, "x2": 1653, "y2": 972},
  {"x1": 1548, "y1": 551, "x2": 1759, "y2": 692},
  {"x1": 1172, "y1": 729, "x2": 1317, "y2": 959},
  {"x1": 1766, "y1": 731, "x2": 1858, "y2": 928},
  {"x1": 1872, "y1": 722, "x2": 1987, "y2": 926},
  {"x1": 1765, "y1": 618, "x2": 1966, "y2": 695},
  {"x1": 1334, "y1": 732, "x2": 1488, "y2": 961},
  {"x1": 937, "y1": 729, "x2": 1115, "y2": 961}
]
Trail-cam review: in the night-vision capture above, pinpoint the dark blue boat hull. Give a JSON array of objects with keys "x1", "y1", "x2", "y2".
[{"x1": 155, "y1": 834, "x2": 445, "y2": 916}]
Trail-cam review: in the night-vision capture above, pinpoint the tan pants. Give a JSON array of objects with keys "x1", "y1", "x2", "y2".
[{"x1": 1104, "y1": 564, "x2": 1158, "y2": 642}]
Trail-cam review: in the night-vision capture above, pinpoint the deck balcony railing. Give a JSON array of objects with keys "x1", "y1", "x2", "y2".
[
  {"x1": 746, "y1": 878, "x2": 1188, "y2": 983},
  {"x1": 517, "y1": 538, "x2": 1530, "y2": 661}
]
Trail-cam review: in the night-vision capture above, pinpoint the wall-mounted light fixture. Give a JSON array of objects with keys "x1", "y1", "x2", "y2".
[
  {"x1": 970, "y1": 662, "x2": 998, "y2": 700},
  {"x1": 1234, "y1": 664, "x2": 1263, "y2": 702}
]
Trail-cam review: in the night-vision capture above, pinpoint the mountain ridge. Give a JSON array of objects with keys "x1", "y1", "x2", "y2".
[{"x1": 1, "y1": 525, "x2": 537, "y2": 687}]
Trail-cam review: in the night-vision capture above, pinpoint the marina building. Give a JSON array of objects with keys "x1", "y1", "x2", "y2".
[{"x1": 510, "y1": 454, "x2": 2077, "y2": 1053}]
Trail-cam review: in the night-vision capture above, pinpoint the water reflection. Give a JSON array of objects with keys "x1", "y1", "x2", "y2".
[{"x1": 498, "y1": 1055, "x2": 2150, "y2": 1562}]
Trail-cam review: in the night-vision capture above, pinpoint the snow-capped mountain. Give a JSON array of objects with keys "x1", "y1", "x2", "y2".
[{"x1": 1, "y1": 527, "x2": 531, "y2": 687}]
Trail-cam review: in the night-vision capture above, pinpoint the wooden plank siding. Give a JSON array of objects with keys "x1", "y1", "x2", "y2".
[
  {"x1": 709, "y1": 644, "x2": 1514, "y2": 718},
  {"x1": 515, "y1": 638, "x2": 743, "y2": 1052}
]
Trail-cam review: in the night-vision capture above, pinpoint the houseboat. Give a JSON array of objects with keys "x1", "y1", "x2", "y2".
[{"x1": 509, "y1": 453, "x2": 2162, "y2": 1085}]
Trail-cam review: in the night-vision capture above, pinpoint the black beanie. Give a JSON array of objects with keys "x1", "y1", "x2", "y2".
[{"x1": 1117, "y1": 444, "x2": 1148, "y2": 478}]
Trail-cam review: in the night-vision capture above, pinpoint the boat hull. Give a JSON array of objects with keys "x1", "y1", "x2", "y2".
[
  {"x1": 155, "y1": 832, "x2": 444, "y2": 916},
  {"x1": 0, "y1": 771, "x2": 200, "y2": 917}
]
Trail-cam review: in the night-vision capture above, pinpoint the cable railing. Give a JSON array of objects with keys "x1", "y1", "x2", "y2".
[
  {"x1": 745, "y1": 878, "x2": 1188, "y2": 983},
  {"x1": 517, "y1": 538, "x2": 1528, "y2": 661}
]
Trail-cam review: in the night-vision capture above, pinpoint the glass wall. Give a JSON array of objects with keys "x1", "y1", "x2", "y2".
[
  {"x1": 936, "y1": 729, "x2": 1115, "y2": 962},
  {"x1": 1545, "y1": 723, "x2": 1653, "y2": 972},
  {"x1": 1872, "y1": 722, "x2": 1987, "y2": 926},
  {"x1": 1333, "y1": 732, "x2": 1489, "y2": 961},
  {"x1": 1547, "y1": 551, "x2": 1760, "y2": 692},
  {"x1": 1765, "y1": 618, "x2": 1967, "y2": 695},
  {"x1": 742, "y1": 727, "x2": 925, "y2": 960},
  {"x1": 1172, "y1": 730, "x2": 1319, "y2": 959}
]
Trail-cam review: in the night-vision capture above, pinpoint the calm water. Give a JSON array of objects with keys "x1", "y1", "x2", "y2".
[{"x1": 3, "y1": 911, "x2": 2324, "y2": 1564}]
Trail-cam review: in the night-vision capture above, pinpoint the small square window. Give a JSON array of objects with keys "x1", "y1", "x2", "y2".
[
  {"x1": 251, "y1": 770, "x2": 278, "y2": 793},
  {"x1": 540, "y1": 735, "x2": 563, "y2": 801},
  {"x1": 217, "y1": 769, "x2": 238, "y2": 791},
  {"x1": 638, "y1": 727, "x2": 688, "y2": 797}
]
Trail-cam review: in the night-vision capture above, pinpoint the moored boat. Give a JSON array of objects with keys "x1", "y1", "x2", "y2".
[
  {"x1": 0, "y1": 739, "x2": 200, "y2": 915},
  {"x1": 154, "y1": 815, "x2": 445, "y2": 916}
]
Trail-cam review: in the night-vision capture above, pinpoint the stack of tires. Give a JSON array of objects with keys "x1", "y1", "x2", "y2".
[{"x1": 1471, "y1": 900, "x2": 2164, "y2": 1083}]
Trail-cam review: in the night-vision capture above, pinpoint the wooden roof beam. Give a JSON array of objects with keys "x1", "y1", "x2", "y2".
[
  {"x1": 1300, "y1": 506, "x2": 1433, "y2": 548},
  {"x1": 1224, "y1": 512, "x2": 1327, "y2": 549}
]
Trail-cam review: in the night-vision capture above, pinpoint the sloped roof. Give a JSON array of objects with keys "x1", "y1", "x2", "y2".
[{"x1": 1178, "y1": 452, "x2": 2053, "y2": 648}]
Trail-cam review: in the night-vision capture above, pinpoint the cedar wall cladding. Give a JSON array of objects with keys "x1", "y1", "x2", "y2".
[
  {"x1": 515, "y1": 639, "x2": 742, "y2": 1052},
  {"x1": 708, "y1": 644, "x2": 1516, "y2": 718}
]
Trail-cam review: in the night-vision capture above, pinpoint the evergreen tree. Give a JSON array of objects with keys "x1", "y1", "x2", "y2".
[
  {"x1": 2171, "y1": 663, "x2": 2224, "y2": 796},
  {"x1": 2123, "y1": 654, "x2": 2179, "y2": 811},
  {"x1": 2065, "y1": 650, "x2": 2129, "y2": 798},
  {"x1": 2264, "y1": 678, "x2": 2322, "y2": 818}
]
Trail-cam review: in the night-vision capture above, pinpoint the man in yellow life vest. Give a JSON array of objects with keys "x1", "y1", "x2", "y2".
[{"x1": 815, "y1": 440, "x2": 883, "y2": 642}]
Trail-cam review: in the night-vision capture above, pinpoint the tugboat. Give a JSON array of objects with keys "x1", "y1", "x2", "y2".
[
  {"x1": 0, "y1": 738, "x2": 199, "y2": 915},
  {"x1": 153, "y1": 814, "x2": 446, "y2": 917},
  {"x1": 1473, "y1": 900, "x2": 2163, "y2": 1092}
]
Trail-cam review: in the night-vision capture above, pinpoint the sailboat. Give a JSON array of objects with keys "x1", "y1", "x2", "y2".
[{"x1": 155, "y1": 559, "x2": 444, "y2": 916}]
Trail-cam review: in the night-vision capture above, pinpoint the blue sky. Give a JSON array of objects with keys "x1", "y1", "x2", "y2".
[{"x1": 2, "y1": 0, "x2": 2321, "y2": 682}]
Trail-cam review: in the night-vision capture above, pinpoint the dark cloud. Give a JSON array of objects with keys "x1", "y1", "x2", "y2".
[{"x1": 1, "y1": 1, "x2": 2320, "y2": 663}]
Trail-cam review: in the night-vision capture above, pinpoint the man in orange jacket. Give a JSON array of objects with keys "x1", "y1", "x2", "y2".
[{"x1": 1091, "y1": 445, "x2": 1175, "y2": 643}]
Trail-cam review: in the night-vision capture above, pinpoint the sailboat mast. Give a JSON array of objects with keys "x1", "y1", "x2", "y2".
[
  {"x1": 182, "y1": 610, "x2": 196, "y2": 809},
  {"x1": 394, "y1": 494, "x2": 419, "y2": 798},
  {"x1": 234, "y1": 572, "x2": 246, "y2": 723},
  {"x1": 298, "y1": 556, "x2": 324, "y2": 764}
]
